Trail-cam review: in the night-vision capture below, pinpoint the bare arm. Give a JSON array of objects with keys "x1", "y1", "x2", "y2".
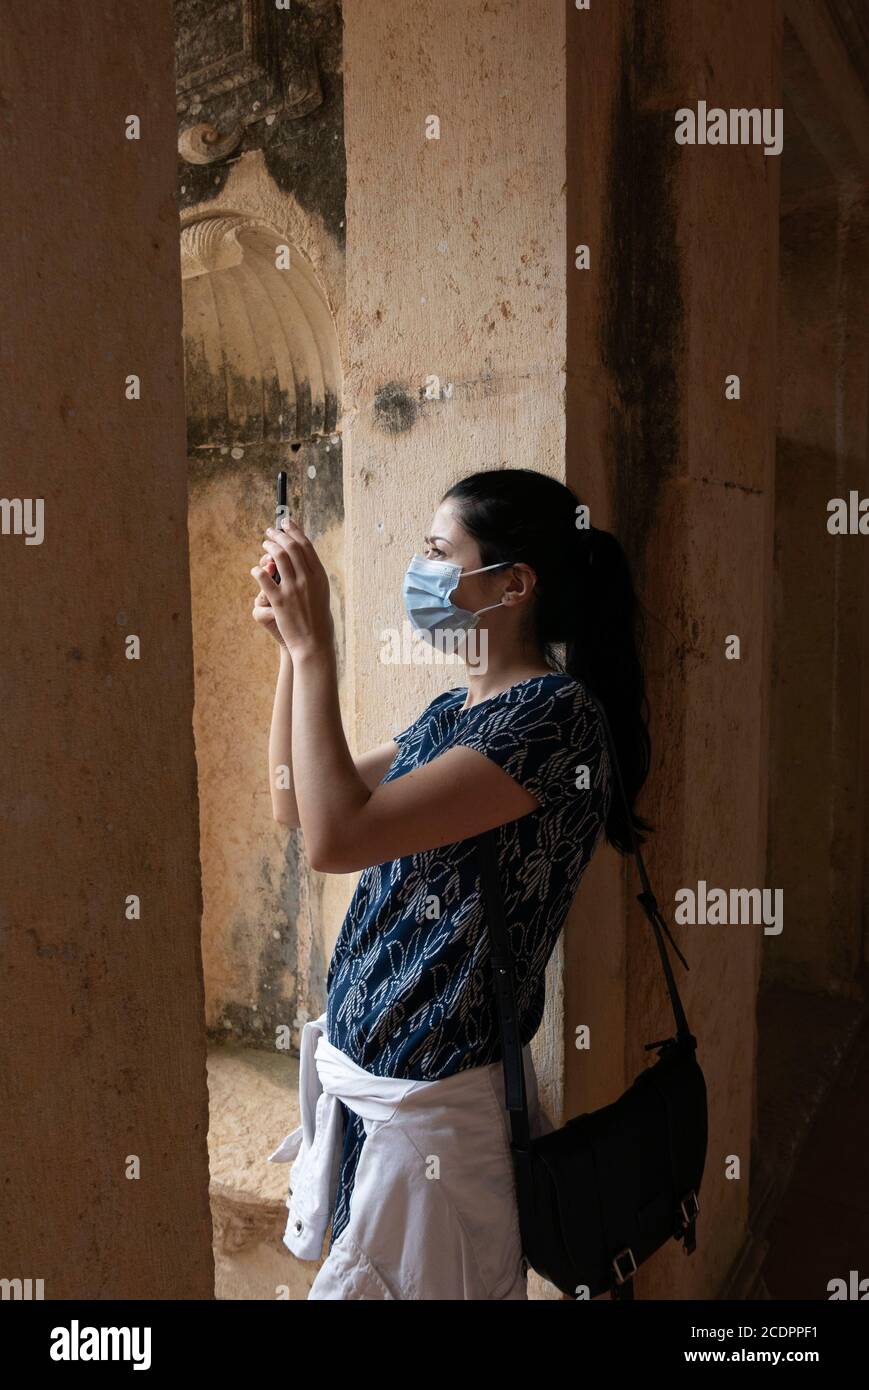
[
  {"x1": 269, "y1": 649, "x2": 297, "y2": 824},
  {"x1": 290, "y1": 649, "x2": 539, "y2": 872},
  {"x1": 269, "y1": 648, "x2": 399, "y2": 826}
]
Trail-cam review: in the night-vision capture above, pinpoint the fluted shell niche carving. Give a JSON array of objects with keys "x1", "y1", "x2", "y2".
[{"x1": 181, "y1": 216, "x2": 340, "y2": 448}]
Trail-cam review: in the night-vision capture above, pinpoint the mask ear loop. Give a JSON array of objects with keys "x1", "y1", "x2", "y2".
[
  {"x1": 466, "y1": 560, "x2": 517, "y2": 619},
  {"x1": 462, "y1": 560, "x2": 516, "y2": 577},
  {"x1": 470, "y1": 598, "x2": 507, "y2": 618}
]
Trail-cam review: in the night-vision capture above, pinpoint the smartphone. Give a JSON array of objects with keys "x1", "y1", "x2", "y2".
[{"x1": 273, "y1": 470, "x2": 288, "y2": 583}]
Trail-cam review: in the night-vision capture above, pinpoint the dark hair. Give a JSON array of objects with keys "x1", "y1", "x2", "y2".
[{"x1": 442, "y1": 468, "x2": 652, "y2": 854}]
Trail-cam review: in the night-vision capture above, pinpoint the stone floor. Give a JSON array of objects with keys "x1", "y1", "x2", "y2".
[
  {"x1": 736, "y1": 979, "x2": 869, "y2": 1299},
  {"x1": 206, "y1": 1041, "x2": 320, "y2": 1299},
  {"x1": 757, "y1": 995, "x2": 869, "y2": 1299}
]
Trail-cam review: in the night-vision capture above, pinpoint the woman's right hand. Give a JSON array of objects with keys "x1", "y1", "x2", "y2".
[{"x1": 251, "y1": 556, "x2": 288, "y2": 650}]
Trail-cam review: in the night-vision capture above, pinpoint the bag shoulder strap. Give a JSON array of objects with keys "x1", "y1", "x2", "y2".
[
  {"x1": 478, "y1": 685, "x2": 693, "y2": 1140},
  {"x1": 588, "y1": 692, "x2": 692, "y2": 1038}
]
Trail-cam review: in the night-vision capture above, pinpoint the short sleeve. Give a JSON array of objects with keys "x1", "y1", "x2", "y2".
[{"x1": 450, "y1": 677, "x2": 610, "y2": 813}]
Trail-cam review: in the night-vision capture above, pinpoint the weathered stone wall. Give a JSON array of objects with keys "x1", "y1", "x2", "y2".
[
  {"x1": 0, "y1": 0, "x2": 213, "y2": 1297},
  {"x1": 176, "y1": 0, "x2": 348, "y2": 1047},
  {"x1": 567, "y1": 0, "x2": 781, "y2": 1298},
  {"x1": 768, "y1": 4, "x2": 869, "y2": 993}
]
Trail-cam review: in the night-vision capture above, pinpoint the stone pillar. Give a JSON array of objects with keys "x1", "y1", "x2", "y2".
[
  {"x1": 568, "y1": 0, "x2": 781, "y2": 1298},
  {"x1": 0, "y1": 2, "x2": 213, "y2": 1296},
  {"x1": 768, "y1": 2, "x2": 869, "y2": 992}
]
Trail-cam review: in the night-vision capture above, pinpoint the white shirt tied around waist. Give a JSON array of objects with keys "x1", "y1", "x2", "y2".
[
  {"x1": 268, "y1": 1012, "x2": 437, "y2": 1260},
  {"x1": 268, "y1": 1012, "x2": 553, "y2": 1298}
]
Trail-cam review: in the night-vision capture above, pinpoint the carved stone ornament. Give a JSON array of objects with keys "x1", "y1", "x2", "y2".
[
  {"x1": 178, "y1": 122, "x2": 245, "y2": 166},
  {"x1": 283, "y1": 34, "x2": 322, "y2": 118},
  {"x1": 176, "y1": 0, "x2": 322, "y2": 164},
  {"x1": 176, "y1": 0, "x2": 278, "y2": 112},
  {"x1": 179, "y1": 215, "x2": 248, "y2": 279}
]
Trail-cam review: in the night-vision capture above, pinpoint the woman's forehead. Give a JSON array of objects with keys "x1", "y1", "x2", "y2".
[{"x1": 427, "y1": 501, "x2": 465, "y2": 541}]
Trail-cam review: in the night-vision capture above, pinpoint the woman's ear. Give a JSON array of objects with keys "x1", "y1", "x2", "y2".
[{"x1": 503, "y1": 563, "x2": 538, "y2": 606}]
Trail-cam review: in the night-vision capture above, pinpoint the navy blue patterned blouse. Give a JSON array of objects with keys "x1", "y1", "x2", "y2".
[{"x1": 324, "y1": 672, "x2": 613, "y2": 1249}]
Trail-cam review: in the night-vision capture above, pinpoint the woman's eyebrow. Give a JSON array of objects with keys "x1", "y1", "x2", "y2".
[{"x1": 424, "y1": 534, "x2": 453, "y2": 546}]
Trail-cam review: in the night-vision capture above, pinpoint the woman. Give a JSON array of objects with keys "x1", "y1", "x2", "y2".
[{"x1": 252, "y1": 467, "x2": 651, "y2": 1300}]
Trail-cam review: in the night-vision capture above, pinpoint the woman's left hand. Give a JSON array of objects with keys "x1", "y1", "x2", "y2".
[{"x1": 251, "y1": 517, "x2": 334, "y2": 661}]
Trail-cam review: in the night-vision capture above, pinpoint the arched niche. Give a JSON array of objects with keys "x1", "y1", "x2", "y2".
[{"x1": 180, "y1": 214, "x2": 341, "y2": 448}]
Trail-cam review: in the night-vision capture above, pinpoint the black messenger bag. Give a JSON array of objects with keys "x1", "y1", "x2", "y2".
[{"x1": 478, "y1": 695, "x2": 708, "y2": 1300}]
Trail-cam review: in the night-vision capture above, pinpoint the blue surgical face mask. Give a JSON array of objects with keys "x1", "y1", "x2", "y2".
[{"x1": 401, "y1": 553, "x2": 516, "y2": 648}]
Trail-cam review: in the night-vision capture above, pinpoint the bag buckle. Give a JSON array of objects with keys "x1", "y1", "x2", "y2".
[
  {"x1": 612, "y1": 1247, "x2": 637, "y2": 1284},
  {"x1": 677, "y1": 1190, "x2": 700, "y2": 1256},
  {"x1": 680, "y1": 1190, "x2": 700, "y2": 1224}
]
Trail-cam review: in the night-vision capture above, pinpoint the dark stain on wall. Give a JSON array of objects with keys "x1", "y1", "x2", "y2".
[
  {"x1": 601, "y1": 9, "x2": 684, "y2": 569},
  {"x1": 175, "y1": 0, "x2": 346, "y2": 250},
  {"x1": 213, "y1": 844, "x2": 301, "y2": 1048},
  {"x1": 184, "y1": 342, "x2": 295, "y2": 449},
  {"x1": 295, "y1": 437, "x2": 342, "y2": 533},
  {"x1": 262, "y1": 3, "x2": 346, "y2": 250},
  {"x1": 373, "y1": 381, "x2": 419, "y2": 434},
  {"x1": 184, "y1": 343, "x2": 337, "y2": 451},
  {"x1": 306, "y1": 917, "x2": 328, "y2": 1020},
  {"x1": 213, "y1": 831, "x2": 329, "y2": 1051}
]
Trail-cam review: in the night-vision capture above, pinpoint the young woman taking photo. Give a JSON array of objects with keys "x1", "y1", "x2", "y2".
[{"x1": 252, "y1": 466, "x2": 651, "y2": 1300}]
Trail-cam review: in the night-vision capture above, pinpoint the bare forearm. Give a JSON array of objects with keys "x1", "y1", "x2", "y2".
[
  {"x1": 269, "y1": 648, "x2": 299, "y2": 824},
  {"x1": 290, "y1": 647, "x2": 370, "y2": 865}
]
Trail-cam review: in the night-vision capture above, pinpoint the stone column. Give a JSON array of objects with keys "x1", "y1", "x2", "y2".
[
  {"x1": 568, "y1": 0, "x2": 781, "y2": 1298},
  {"x1": 769, "y1": 2, "x2": 869, "y2": 992},
  {"x1": 0, "y1": 2, "x2": 213, "y2": 1296}
]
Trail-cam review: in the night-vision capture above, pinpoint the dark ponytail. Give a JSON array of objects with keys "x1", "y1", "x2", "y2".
[{"x1": 442, "y1": 468, "x2": 652, "y2": 853}]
